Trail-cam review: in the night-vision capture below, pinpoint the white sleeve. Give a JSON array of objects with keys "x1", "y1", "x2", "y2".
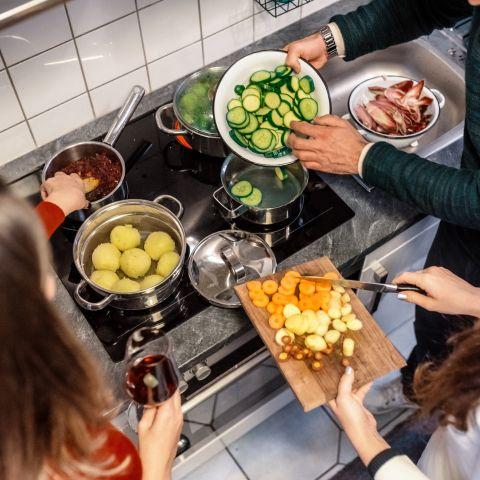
[
  {"x1": 374, "y1": 456, "x2": 431, "y2": 480},
  {"x1": 327, "y1": 22, "x2": 346, "y2": 57}
]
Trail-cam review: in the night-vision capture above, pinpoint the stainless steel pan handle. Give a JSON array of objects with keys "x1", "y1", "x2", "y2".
[
  {"x1": 103, "y1": 85, "x2": 145, "y2": 146},
  {"x1": 74, "y1": 280, "x2": 115, "y2": 311},
  {"x1": 155, "y1": 103, "x2": 188, "y2": 135},
  {"x1": 154, "y1": 194, "x2": 184, "y2": 219},
  {"x1": 213, "y1": 187, "x2": 248, "y2": 219}
]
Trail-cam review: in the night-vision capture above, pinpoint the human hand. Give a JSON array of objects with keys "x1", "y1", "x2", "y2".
[
  {"x1": 394, "y1": 266, "x2": 480, "y2": 317},
  {"x1": 288, "y1": 116, "x2": 368, "y2": 174},
  {"x1": 41, "y1": 172, "x2": 88, "y2": 216},
  {"x1": 138, "y1": 390, "x2": 183, "y2": 480},
  {"x1": 284, "y1": 33, "x2": 328, "y2": 73},
  {"x1": 329, "y1": 367, "x2": 389, "y2": 466}
]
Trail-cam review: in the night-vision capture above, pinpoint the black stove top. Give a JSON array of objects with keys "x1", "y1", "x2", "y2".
[{"x1": 50, "y1": 106, "x2": 354, "y2": 363}]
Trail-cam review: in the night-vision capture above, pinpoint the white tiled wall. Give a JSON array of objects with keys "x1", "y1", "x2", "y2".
[{"x1": 0, "y1": 0, "x2": 340, "y2": 167}]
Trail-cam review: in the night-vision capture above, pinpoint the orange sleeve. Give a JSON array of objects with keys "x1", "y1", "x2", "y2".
[{"x1": 35, "y1": 201, "x2": 65, "y2": 238}]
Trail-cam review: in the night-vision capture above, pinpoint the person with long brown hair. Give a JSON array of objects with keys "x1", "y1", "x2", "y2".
[
  {"x1": 0, "y1": 177, "x2": 183, "y2": 480},
  {"x1": 329, "y1": 267, "x2": 480, "y2": 479}
]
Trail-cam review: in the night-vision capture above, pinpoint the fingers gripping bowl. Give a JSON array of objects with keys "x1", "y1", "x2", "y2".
[{"x1": 214, "y1": 50, "x2": 331, "y2": 167}]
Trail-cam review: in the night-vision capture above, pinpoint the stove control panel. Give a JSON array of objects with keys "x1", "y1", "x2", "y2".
[{"x1": 192, "y1": 363, "x2": 212, "y2": 381}]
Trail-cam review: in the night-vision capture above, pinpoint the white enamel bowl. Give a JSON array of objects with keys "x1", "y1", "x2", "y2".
[
  {"x1": 347, "y1": 75, "x2": 445, "y2": 149},
  {"x1": 214, "y1": 50, "x2": 331, "y2": 167}
]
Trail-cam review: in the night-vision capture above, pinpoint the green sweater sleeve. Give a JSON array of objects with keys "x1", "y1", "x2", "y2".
[
  {"x1": 363, "y1": 142, "x2": 480, "y2": 229},
  {"x1": 331, "y1": 0, "x2": 472, "y2": 61}
]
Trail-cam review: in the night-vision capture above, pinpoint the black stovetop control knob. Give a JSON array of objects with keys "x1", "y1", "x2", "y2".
[{"x1": 193, "y1": 363, "x2": 211, "y2": 381}]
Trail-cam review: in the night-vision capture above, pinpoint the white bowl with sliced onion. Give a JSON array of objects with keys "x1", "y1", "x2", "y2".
[
  {"x1": 346, "y1": 75, "x2": 445, "y2": 149},
  {"x1": 214, "y1": 50, "x2": 331, "y2": 167}
]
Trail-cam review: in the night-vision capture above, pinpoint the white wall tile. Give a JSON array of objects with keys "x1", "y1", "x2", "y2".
[
  {"x1": 200, "y1": 0, "x2": 253, "y2": 37},
  {"x1": 301, "y1": 0, "x2": 339, "y2": 18},
  {"x1": 29, "y1": 94, "x2": 93, "y2": 146},
  {"x1": 0, "y1": 56, "x2": 4, "y2": 70},
  {"x1": 139, "y1": 0, "x2": 200, "y2": 63},
  {"x1": 90, "y1": 67, "x2": 150, "y2": 117},
  {"x1": 148, "y1": 41, "x2": 203, "y2": 91},
  {"x1": 203, "y1": 17, "x2": 253, "y2": 64},
  {"x1": 0, "y1": 122, "x2": 35, "y2": 166},
  {"x1": 76, "y1": 14, "x2": 144, "y2": 90},
  {"x1": 0, "y1": 4, "x2": 71, "y2": 66},
  {"x1": 136, "y1": 0, "x2": 158, "y2": 8},
  {"x1": 9, "y1": 41, "x2": 85, "y2": 118},
  {"x1": 0, "y1": 70, "x2": 24, "y2": 131},
  {"x1": 66, "y1": 0, "x2": 136, "y2": 36},
  {"x1": 254, "y1": 6, "x2": 301, "y2": 41}
]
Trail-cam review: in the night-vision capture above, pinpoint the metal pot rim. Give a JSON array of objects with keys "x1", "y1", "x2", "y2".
[
  {"x1": 41, "y1": 140, "x2": 127, "y2": 205},
  {"x1": 73, "y1": 198, "x2": 187, "y2": 297}
]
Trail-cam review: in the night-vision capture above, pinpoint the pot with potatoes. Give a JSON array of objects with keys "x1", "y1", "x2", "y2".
[{"x1": 73, "y1": 196, "x2": 186, "y2": 311}]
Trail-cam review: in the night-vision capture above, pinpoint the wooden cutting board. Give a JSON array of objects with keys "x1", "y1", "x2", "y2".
[{"x1": 234, "y1": 256, "x2": 406, "y2": 412}]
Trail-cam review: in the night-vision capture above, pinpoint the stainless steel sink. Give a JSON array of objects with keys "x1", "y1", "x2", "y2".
[{"x1": 322, "y1": 38, "x2": 465, "y2": 159}]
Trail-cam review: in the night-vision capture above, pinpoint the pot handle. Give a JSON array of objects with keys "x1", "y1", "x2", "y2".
[
  {"x1": 74, "y1": 280, "x2": 115, "y2": 311},
  {"x1": 103, "y1": 85, "x2": 145, "y2": 146},
  {"x1": 213, "y1": 187, "x2": 248, "y2": 219},
  {"x1": 430, "y1": 88, "x2": 446, "y2": 109},
  {"x1": 341, "y1": 113, "x2": 368, "y2": 135},
  {"x1": 220, "y1": 246, "x2": 247, "y2": 281},
  {"x1": 155, "y1": 103, "x2": 189, "y2": 135},
  {"x1": 154, "y1": 194, "x2": 184, "y2": 219}
]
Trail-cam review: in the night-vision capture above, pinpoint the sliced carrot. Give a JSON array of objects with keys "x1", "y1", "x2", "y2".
[
  {"x1": 262, "y1": 279, "x2": 278, "y2": 295},
  {"x1": 272, "y1": 293, "x2": 289, "y2": 306},
  {"x1": 253, "y1": 295, "x2": 269, "y2": 308},
  {"x1": 247, "y1": 280, "x2": 262, "y2": 292},
  {"x1": 280, "y1": 276, "x2": 295, "y2": 290},
  {"x1": 275, "y1": 304, "x2": 285, "y2": 315},
  {"x1": 298, "y1": 299, "x2": 312, "y2": 312},
  {"x1": 287, "y1": 295, "x2": 299, "y2": 306},
  {"x1": 299, "y1": 292, "x2": 313, "y2": 302},
  {"x1": 323, "y1": 271, "x2": 340, "y2": 280},
  {"x1": 310, "y1": 293, "x2": 323, "y2": 311},
  {"x1": 269, "y1": 313, "x2": 285, "y2": 329},
  {"x1": 299, "y1": 281, "x2": 315, "y2": 296},
  {"x1": 278, "y1": 285, "x2": 295, "y2": 296},
  {"x1": 266, "y1": 302, "x2": 277, "y2": 314},
  {"x1": 285, "y1": 270, "x2": 301, "y2": 279}
]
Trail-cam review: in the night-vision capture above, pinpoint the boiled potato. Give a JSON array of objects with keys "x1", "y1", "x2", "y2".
[
  {"x1": 341, "y1": 293, "x2": 351, "y2": 304},
  {"x1": 120, "y1": 248, "x2": 152, "y2": 278},
  {"x1": 332, "y1": 284, "x2": 345, "y2": 294},
  {"x1": 332, "y1": 319, "x2": 347, "y2": 333},
  {"x1": 285, "y1": 314, "x2": 308, "y2": 336},
  {"x1": 92, "y1": 243, "x2": 121, "y2": 272},
  {"x1": 330, "y1": 290, "x2": 342, "y2": 300},
  {"x1": 314, "y1": 324, "x2": 329, "y2": 337},
  {"x1": 112, "y1": 278, "x2": 141, "y2": 293},
  {"x1": 316, "y1": 310, "x2": 331, "y2": 327},
  {"x1": 343, "y1": 338, "x2": 355, "y2": 357},
  {"x1": 275, "y1": 328, "x2": 295, "y2": 346},
  {"x1": 327, "y1": 307, "x2": 342, "y2": 319},
  {"x1": 303, "y1": 310, "x2": 320, "y2": 334},
  {"x1": 283, "y1": 303, "x2": 301, "y2": 318},
  {"x1": 342, "y1": 313, "x2": 356, "y2": 323},
  {"x1": 347, "y1": 319, "x2": 363, "y2": 331},
  {"x1": 140, "y1": 274, "x2": 165, "y2": 290},
  {"x1": 110, "y1": 224, "x2": 141, "y2": 251},
  {"x1": 156, "y1": 251, "x2": 180, "y2": 277},
  {"x1": 90, "y1": 270, "x2": 119, "y2": 290},
  {"x1": 341, "y1": 304, "x2": 352, "y2": 316},
  {"x1": 144, "y1": 231, "x2": 175, "y2": 260},
  {"x1": 305, "y1": 334, "x2": 327, "y2": 352},
  {"x1": 325, "y1": 329, "x2": 341, "y2": 345}
]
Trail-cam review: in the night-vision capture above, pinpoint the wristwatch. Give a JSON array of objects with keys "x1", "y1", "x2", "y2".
[{"x1": 319, "y1": 24, "x2": 338, "y2": 59}]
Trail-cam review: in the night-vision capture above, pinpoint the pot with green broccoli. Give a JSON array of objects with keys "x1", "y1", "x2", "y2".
[{"x1": 155, "y1": 66, "x2": 229, "y2": 157}]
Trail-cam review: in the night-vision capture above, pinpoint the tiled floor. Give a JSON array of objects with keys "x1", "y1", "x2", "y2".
[{"x1": 175, "y1": 296, "x2": 417, "y2": 480}]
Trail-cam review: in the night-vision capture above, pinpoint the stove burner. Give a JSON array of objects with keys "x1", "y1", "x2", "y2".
[
  {"x1": 174, "y1": 120, "x2": 193, "y2": 150},
  {"x1": 49, "y1": 105, "x2": 354, "y2": 362}
]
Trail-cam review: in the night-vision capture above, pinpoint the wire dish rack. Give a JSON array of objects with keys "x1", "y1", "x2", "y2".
[{"x1": 255, "y1": 0, "x2": 315, "y2": 17}]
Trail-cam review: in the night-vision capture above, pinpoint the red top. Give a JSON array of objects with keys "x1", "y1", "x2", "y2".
[{"x1": 36, "y1": 202, "x2": 143, "y2": 479}]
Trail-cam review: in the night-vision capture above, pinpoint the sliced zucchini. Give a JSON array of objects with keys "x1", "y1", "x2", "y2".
[
  {"x1": 231, "y1": 180, "x2": 253, "y2": 197},
  {"x1": 264, "y1": 92, "x2": 281, "y2": 109},
  {"x1": 260, "y1": 121, "x2": 276, "y2": 131},
  {"x1": 268, "y1": 109, "x2": 284, "y2": 128},
  {"x1": 293, "y1": 103, "x2": 302, "y2": 119},
  {"x1": 256, "y1": 106, "x2": 271, "y2": 116},
  {"x1": 288, "y1": 76, "x2": 300, "y2": 93},
  {"x1": 296, "y1": 89, "x2": 310, "y2": 101},
  {"x1": 275, "y1": 65, "x2": 292, "y2": 78},
  {"x1": 226, "y1": 106, "x2": 247, "y2": 127},
  {"x1": 250, "y1": 70, "x2": 272, "y2": 84},
  {"x1": 280, "y1": 93, "x2": 294, "y2": 107},
  {"x1": 281, "y1": 130, "x2": 290, "y2": 146},
  {"x1": 299, "y1": 75, "x2": 315, "y2": 94},
  {"x1": 227, "y1": 99, "x2": 242, "y2": 110},
  {"x1": 269, "y1": 77, "x2": 287, "y2": 88},
  {"x1": 234, "y1": 84, "x2": 245, "y2": 96},
  {"x1": 256, "y1": 115, "x2": 264, "y2": 123},
  {"x1": 298, "y1": 98, "x2": 318, "y2": 121},
  {"x1": 251, "y1": 129, "x2": 274, "y2": 151},
  {"x1": 229, "y1": 129, "x2": 249, "y2": 148},
  {"x1": 280, "y1": 84, "x2": 292, "y2": 96},
  {"x1": 283, "y1": 111, "x2": 301, "y2": 128},
  {"x1": 243, "y1": 95, "x2": 261, "y2": 112},
  {"x1": 278, "y1": 101, "x2": 291, "y2": 116},
  {"x1": 241, "y1": 88, "x2": 261, "y2": 100},
  {"x1": 237, "y1": 113, "x2": 259, "y2": 134},
  {"x1": 241, "y1": 187, "x2": 262, "y2": 207}
]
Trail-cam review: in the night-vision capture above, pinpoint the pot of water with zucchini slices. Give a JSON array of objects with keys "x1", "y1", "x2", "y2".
[{"x1": 213, "y1": 153, "x2": 308, "y2": 225}]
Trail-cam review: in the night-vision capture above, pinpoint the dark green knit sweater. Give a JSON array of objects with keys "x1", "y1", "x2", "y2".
[{"x1": 332, "y1": 1, "x2": 480, "y2": 234}]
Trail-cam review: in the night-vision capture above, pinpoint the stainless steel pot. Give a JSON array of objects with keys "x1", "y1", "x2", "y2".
[
  {"x1": 213, "y1": 154, "x2": 309, "y2": 225},
  {"x1": 42, "y1": 86, "x2": 145, "y2": 222},
  {"x1": 155, "y1": 67, "x2": 229, "y2": 157},
  {"x1": 73, "y1": 196, "x2": 186, "y2": 311}
]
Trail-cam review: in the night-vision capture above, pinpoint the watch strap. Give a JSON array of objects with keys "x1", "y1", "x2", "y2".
[{"x1": 319, "y1": 24, "x2": 338, "y2": 59}]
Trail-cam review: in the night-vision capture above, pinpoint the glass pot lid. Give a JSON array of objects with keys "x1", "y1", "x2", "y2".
[
  {"x1": 174, "y1": 66, "x2": 226, "y2": 136},
  {"x1": 187, "y1": 230, "x2": 277, "y2": 308}
]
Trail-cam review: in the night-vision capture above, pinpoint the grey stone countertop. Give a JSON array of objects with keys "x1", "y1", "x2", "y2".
[{"x1": 6, "y1": 0, "x2": 465, "y2": 408}]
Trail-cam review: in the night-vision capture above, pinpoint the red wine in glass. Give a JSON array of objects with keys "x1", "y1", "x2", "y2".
[{"x1": 126, "y1": 353, "x2": 179, "y2": 406}]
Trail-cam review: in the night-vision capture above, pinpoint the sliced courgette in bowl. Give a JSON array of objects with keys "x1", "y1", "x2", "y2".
[
  {"x1": 241, "y1": 187, "x2": 262, "y2": 206},
  {"x1": 298, "y1": 98, "x2": 318, "y2": 121},
  {"x1": 250, "y1": 70, "x2": 272, "y2": 84},
  {"x1": 231, "y1": 180, "x2": 253, "y2": 197}
]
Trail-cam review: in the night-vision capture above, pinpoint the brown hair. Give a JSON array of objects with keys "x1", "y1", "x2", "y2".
[
  {"x1": 414, "y1": 319, "x2": 480, "y2": 432},
  {"x1": 0, "y1": 179, "x2": 121, "y2": 479}
]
